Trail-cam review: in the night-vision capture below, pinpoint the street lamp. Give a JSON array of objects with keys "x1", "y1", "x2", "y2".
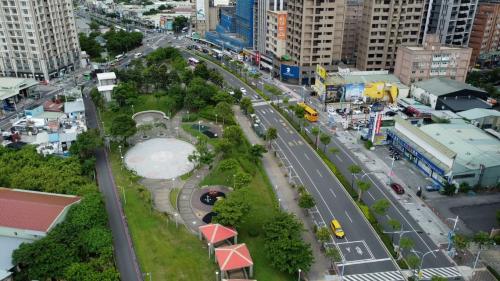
[
  {"x1": 173, "y1": 213, "x2": 179, "y2": 228},
  {"x1": 297, "y1": 268, "x2": 301, "y2": 281},
  {"x1": 198, "y1": 120, "x2": 202, "y2": 133},
  {"x1": 143, "y1": 272, "x2": 152, "y2": 281},
  {"x1": 215, "y1": 271, "x2": 219, "y2": 281},
  {"x1": 215, "y1": 114, "x2": 218, "y2": 124},
  {"x1": 411, "y1": 249, "x2": 440, "y2": 280}
]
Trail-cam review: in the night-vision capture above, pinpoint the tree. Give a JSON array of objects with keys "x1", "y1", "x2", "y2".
[
  {"x1": 441, "y1": 180, "x2": 456, "y2": 196},
  {"x1": 215, "y1": 101, "x2": 233, "y2": 124},
  {"x1": 233, "y1": 171, "x2": 252, "y2": 189},
  {"x1": 110, "y1": 114, "x2": 137, "y2": 142},
  {"x1": 298, "y1": 192, "x2": 315, "y2": 209},
  {"x1": 212, "y1": 189, "x2": 250, "y2": 227},
  {"x1": 348, "y1": 165, "x2": 362, "y2": 187},
  {"x1": 319, "y1": 133, "x2": 331, "y2": 153},
  {"x1": 89, "y1": 21, "x2": 100, "y2": 32},
  {"x1": 316, "y1": 227, "x2": 331, "y2": 244},
  {"x1": 431, "y1": 277, "x2": 447, "y2": 281},
  {"x1": 387, "y1": 219, "x2": 402, "y2": 243},
  {"x1": 263, "y1": 211, "x2": 313, "y2": 274},
  {"x1": 371, "y1": 198, "x2": 390, "y2": 216},
  {"x1": 223, "y1": 125, "x2": 243, "y2": 147},
  {"x1": 294, "y1": 105, "x2": 305, "y2": 132},
  {"x1": 406, "y1": 254, "x2": 421, "y2": 276},
  {"x1": 69, "y1": 129, "x2": 103, "y2": 160},
  {"x1": 329, "y1": 147, "x2": 340, "y2": 155},
  {"x1": 111, "y1": 82, "x2": 138, "y2": 107},
  {"x1": 172, "y1": 16, "x2": 189, "y2": 32},
  {"x1": 240, "y1": 97, "x2": 252, "y2": 114},
  {"x1": 249, "y1": 144, "x2": 267, "y2": 163},
  {"x1": 208, "y1": 70, "x2": 224, "y2": 87},
  {"x1": 193, "y1": 62, "x2": 210, "y2": 79},
  {"x1": 311, "y1": 126, "x2": 320, "y2": 150},
  {"x1": 233, "y1": 89, "x2": 243, "y2": 101},
  {"x1": 399, "y1": 237, "x2": 415, "y2": 259},
  {"x1": 266, "y1": 127, "x2": 278, "y2": 148},
  {"x1": 325, "y1": 247, "x2": 341, "y2": 266},
  {"x1": 355, "y1": 180, "x2": 371, "y2": 202},
  {"x1": 453, "y1": 233, "x2": 470, "y2": 257},
  {"x1": 78, "y1": 33, "x2": 102, "y2": 59},
  {"x1": 188, "y1": 136, "x2": 215, "y2": 168}
]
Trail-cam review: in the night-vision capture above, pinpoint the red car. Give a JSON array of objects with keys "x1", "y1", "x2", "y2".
[{"x1": 390, "y1": 183, "x2": 404, "y2": 194}]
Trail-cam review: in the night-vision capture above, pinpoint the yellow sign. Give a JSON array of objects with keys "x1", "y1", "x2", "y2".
[{"x1": 316, "y1": 65, "x2": 327, "y2": 80}]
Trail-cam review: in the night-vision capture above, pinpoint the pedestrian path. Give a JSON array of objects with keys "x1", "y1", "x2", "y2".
[
  {"x1": 177, "y1": 166, "x2": 209, "y2": 233},
  {"x1": 420, "y1": 266, "x2": 461, "y2": 279},
  {"x1": 342, "y1": 270, "x2": 404, "y2": 281}
]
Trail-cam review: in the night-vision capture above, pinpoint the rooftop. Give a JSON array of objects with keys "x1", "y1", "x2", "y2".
[
  {"x1": 0, "y1": 188, "x2": 80, "y2": 232},
  {"x1": 96, "y1": 72, "x2": 116, "y2": 81},
  {"x1": 0, "y1": 236, "x2": 30, "y2": 273},
  {"x1": 413, "y1": 78, "x2": 486, "y2": 96},
  {"x1": 0, "y1": 77, "x2": 39, "y2": 100},
  {"x1": 64, "y1": 99, "x2": 85, "y2": 114},
  {"x1": 457, "y1": 108, "x2": 500, "y2": 120},
  {"x1": 440, "y1": 97, "x2": 492, "y2": 112},
  {"x1": 327, "y1": 70, "x2": 409, "y2": 89},
  {"x1": 421, "y1": 123, "x2": 500, "y2": 170}
]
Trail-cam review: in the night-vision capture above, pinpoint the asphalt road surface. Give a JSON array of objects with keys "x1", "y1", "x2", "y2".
[{"x1": 190, "y1": 51, "x2": 463, "y2": 281}]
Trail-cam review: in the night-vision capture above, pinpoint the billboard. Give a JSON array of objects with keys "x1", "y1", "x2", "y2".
[
  {"x1": 343, "y1": 83, "x2": 364, "y2": 101},
  {"x1": 277, "y1": 14, "x2": 287, "y2": 40},
  {"x1": 159, "y1": 16, "x2": 166, "y2": 28},
  {"x1": 280, "y1": 64, "x2": 299, "y2": 79},
  {"x1": 196, "y1": 0, "x2": 206, "y2": 20},
  {"x1": 316, "y1": 65, "x2": 327, "y2": 81}
]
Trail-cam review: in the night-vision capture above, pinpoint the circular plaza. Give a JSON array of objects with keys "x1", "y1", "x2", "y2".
[{"x1": 124, "y1": 138, "x2": 195, "y2": 179}]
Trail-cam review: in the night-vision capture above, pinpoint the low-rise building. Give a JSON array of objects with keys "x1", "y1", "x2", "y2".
[
  {"x1": 411, "y1": 77, "x2": 490, "y2": 112},
  {"x1": 394, "y1": 35, "x2": 472, "y2": 85},
  {"x1": 0, "y1": 188, "x2": 80, "y2": 280},
  {"x1": 64, "y1": 100, "x2": 86, "y2": 120},
  {"x1": 388, "y1": 117, "x2": 500, "y2": 188},
  {"x1": 97, "y1": 72, "x2": 117, "y2": 102},
  {"x1": 457, "y1": 108, "x2": 500, "y2": 132},
  {"x1": 0, "y1": 78, "x2": 39, "y2": 116}
]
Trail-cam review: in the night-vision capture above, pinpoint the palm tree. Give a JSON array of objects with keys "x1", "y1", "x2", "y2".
[
  {"x1": 348, "y1": 165, "x2": 362, "y2": 187},
  {"x1": 355, "y1": 180, "x2": 371, "y2": 202},
  {"x1": 266, "y1": 127, "x2": 278, "y2": 148},
  {"x1": 311, "y1": 126, "x2": 320, "y2": 150},
  {"x1": 319, "y1": 133, "x2": 331, "y2": 153},
  {"x1": 398, "y1": 237, "x2": 415, "y2": 260},
  {"x1": 371, "y1": 198, "x2": 390, "y2": 216},
  {"x1": 387, "y1": 219, "x2": 402, "y2": 243}
]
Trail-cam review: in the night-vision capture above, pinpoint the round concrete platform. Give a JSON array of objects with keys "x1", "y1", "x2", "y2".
[{"x1": 124, "y1": 138, "x2": 195, "y2": 179}]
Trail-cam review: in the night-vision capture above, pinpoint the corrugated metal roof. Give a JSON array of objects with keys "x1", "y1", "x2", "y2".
[
  {"x1": 413, "y1": 77, "x2": 486, "y2": 96},
  {"x1": 457, "y1": 108, "x2": 500, "y2": 120}
]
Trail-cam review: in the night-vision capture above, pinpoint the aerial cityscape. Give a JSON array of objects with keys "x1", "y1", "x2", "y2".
[{"x1": 0, "y1": 0, "x2": 499, "y2": 280}]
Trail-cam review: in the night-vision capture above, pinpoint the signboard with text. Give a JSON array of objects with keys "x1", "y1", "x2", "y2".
[
  {"x1": 196, "y1": 0, "x2": 206, "y2": 20},
  {"x1": 277, "y1": 14, "x2": 287, "y2": 40},
  {"x1": 316, "y1": 65, "x2": 327, "y2": 81},
  {"x1": 280, "y1": 64, "x2": 299, "y2": 79}
]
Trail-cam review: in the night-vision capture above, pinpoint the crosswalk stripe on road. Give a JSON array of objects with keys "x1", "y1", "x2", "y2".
[
  {"x1": 343, "y1": 270, "x2": 404, "y2": 281},
  {"x1": 421, "y1": 267, "x2": 461, "y2": 279}
]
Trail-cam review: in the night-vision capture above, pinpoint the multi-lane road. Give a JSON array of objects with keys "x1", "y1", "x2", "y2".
[{"x1": 192, "y1": 51, "x2": 463, "y2": 281}]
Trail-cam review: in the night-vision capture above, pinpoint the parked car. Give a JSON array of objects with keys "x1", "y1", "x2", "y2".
[
  {"x1": 390, "y1": 183, "x2": 405, "y2": 194},
  {"x1": 385, "y1": 111, "x2": 397, "y2": 116},
  {"x1": 425, "y1": 184, "x2": 441, "y2": 192},
  {"x1": 352, "y1": 99, "x2": 363, "y2": 105}
]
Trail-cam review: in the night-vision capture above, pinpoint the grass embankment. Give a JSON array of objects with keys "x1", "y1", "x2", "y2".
[
  {"x1": 109, "y1": 147, "x2": 218, "y2": 280},
  {"x1": 170, "y1": 188, "x2": 180, "y2": 209}
]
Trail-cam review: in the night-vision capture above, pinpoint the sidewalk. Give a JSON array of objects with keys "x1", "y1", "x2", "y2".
[
  {"x1": 335, "y1": 129, "x2": 452, "y2": 246},
  {"x1": 233, "y1": 105, "x2": 332, "y2": 281}
]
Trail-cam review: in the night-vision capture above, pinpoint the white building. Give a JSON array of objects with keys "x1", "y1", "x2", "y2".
[
  {"x1": 97, "y1": 72, "x2": 117, "y2": 102},
  {"x1": 0, "y1": 0, "x2": 81, "y2": 81}
]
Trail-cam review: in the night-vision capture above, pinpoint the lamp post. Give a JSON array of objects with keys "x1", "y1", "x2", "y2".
[
  {"x1": 233, "y1": 174, "x2": 236, "y2": 189},
  {"x1": 187, "y1": 110, "x2": 189, "y2": 121},
  {"x1": 411, "y1": 249, "x2": 440, "y2": 280},
  {"x1": 360, "y1": 170, "x2": 385, "y2": 180},
  {"x1": 215, "y1": 114, "x2": 218, "y2": 124},
  {"x1": 297, "y1": 268, "x2": 301, "y2": 281},
  {"x1": 388, "y1": 156, "x2": 395, "y2": 185},
  {"x1": 143, "y1": 272, "x2": 152, "y2": 281},
  {"x1": 174, "y1": 213, "x2": 179, "y2": 228},
  {"x1": 215, "y1": 271, "x2": 219, "y2": 281},
  {"x1": 132, "y1": 104, "x2": 135, "y2": 114}
]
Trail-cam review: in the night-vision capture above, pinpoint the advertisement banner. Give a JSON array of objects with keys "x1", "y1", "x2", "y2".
[
  {"x1": 375, "y1": 112, "x2": 382, "y2": 134},
  {"x1": 343, "y1": 83, "x2": 364, "y2": 101},
  {"x1": 277, "y1": 14, "x2": 287, "y2": 40},
  {"x1": 254, "y1": 52, "x2": 261, "y2": 66},
  {"x1": 196, "y1": 0, "x2": 206, "y2": 20},
  {"x1": 280, "y1": 64, "x2": 299, "y2": 79},
  {"x1": 159, "y1": 16, "x2": 166, "y2": 28},
  {"x1": 314, "y1": 78, "x2": 325, "y2": 95},
  {"x1": 316, "y1": 65, "x2": 327, "y2": 80}
]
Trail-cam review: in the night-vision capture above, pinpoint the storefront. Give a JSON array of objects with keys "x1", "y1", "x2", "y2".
[{"x1": 387, "y1": 130, "x2": 448, "y2": 185}]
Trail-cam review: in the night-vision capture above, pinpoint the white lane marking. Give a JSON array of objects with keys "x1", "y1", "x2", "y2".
[
  {"x1": 329, "y1": 188, "x2": 337, "y2": 198},
  {"x1": 386, "y1": 214, "x2": 391, "y2": 220},
  {"x1": 345, "y1": 211, "x2": 353, "y2": 223},
  {"x1": 316, "y1": 169, "x2": 323, "y2": 178},
  {"x1": 338, "y1": 258, "x2": 393, "y2": 267},
  {"x1": 304, "y1": 153, "x2": 311, "y2": 161},
  {"x1": 335, "y1": 154, "x2": 342, "y2": 161},
  {"x1": 367, "y1": 190, "x2": 376, "y2": 200}
]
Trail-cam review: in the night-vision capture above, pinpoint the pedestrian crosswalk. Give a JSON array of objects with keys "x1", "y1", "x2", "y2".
[
  {"x1": 420, "y1": 267, "x2": 461, "y2": 279},
  {"x1": 343, "y1": 270, "x2": 404, "y2": 281}
]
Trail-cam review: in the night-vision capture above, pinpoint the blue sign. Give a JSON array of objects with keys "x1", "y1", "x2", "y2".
[
  {"x1": 280, "y1": 64, "x2": 300, "y2": 79},
  {"x1": 370, "y1": 102, "x2": 384, "y2": 112}
]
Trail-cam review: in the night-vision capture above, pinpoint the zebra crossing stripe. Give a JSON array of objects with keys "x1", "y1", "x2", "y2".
[
  {"x1": 421, "y1": 267, "x2": 461, "y2": 279},
  {"x1": 343, "y1": 270, "x2": 404, "y2": 281}
]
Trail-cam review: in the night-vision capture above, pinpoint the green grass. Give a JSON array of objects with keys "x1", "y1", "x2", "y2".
[
  {"x1": 170, "y1": 188, "x2": 180, "y2": 210},
  {"x1": 109, "y1": 148, "x2": 218, "y2": 280}
]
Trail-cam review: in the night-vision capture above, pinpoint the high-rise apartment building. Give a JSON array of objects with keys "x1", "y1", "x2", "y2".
[
  {"x1": 0, "y1": 0, "x2": 80, "y2": 81},
  {"x1": 357, "y1": 0, "x2": 425, "y2": 71},
  {"x1": 266, "y1": 10, "x2": 287, "y2": 58},
  {"x1": 254, "y1": 0, "x2": 283, "y2": 54},
  {"x1": 394, "y1": 34, "x2": 472, "y2": 85},
  {"x1": 285, "y1": 0, "x2": 345, "y2": 84},
  {"x1": 468, "y1": 0, "x2": 500, "y2": 65},
  {"x1": 342, "y1": 0, "x2": 363, "y2": 64},
  {"x1": 421, "y1": 0, "x2": 479, "y2": 47}
]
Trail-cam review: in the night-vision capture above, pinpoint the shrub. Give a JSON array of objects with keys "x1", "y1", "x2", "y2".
[
  {"x1": 182, "y1": 113, "x2": 199, "y2": 122},
  {"x1": 364, "y1": 140, "x2": 373, "y2": 150},
  {"x1": 248, "y1": 228, "x2": 259, "y2": 237},
  {"x1": 458, "y1": 182, "x2": 470, "y2": 193}
]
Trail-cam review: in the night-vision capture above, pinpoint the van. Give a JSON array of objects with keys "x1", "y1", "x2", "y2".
[
  {"x1": 330, "y1": 219, "x2": 345, "y2": 239},
  {"x1": 134, "y1": 53, "x2": 142, "y2": 59}
]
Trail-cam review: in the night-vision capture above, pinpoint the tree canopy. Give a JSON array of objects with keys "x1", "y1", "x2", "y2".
[
  {"x1": 212, "y1": 189, "x2": 251, "y2": 227},
  {"x1": 110, "y1": 114, "x2": 137, "y2": 141}
]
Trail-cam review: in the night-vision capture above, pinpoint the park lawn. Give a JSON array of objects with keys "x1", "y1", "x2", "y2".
[
  {"x1": 109, "y1": 148, "x2": 218, "y2": 281},
  {"x1": 200, "y1": 157, "x2": 292, "y2": 281}
]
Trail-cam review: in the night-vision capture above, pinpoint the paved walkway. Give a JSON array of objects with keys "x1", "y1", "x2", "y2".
[
  {"x1": 177, "y1": 166, "x2": 210, "y2": 233},
  {"x1": 233, "y1": 105, "x2": 332, "y2": 281}
]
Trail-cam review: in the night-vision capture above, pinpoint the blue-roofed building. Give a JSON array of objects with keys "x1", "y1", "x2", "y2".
[{"x1": 205, "y1": 0, "x2": 254, "y2": 52}]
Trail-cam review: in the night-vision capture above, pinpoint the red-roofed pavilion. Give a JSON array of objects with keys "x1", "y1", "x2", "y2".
[
  {"x1": 199, "y1": 223, "x2": 238, "y2": 254},
  {"x1": 215, "y1": 243, "x2": 253, "y2": 278}
]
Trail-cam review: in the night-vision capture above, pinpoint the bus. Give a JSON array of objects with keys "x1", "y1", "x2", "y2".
[
  {"x1": 188, "y1": 57, "x2": 200, "y2": 66},
  {"x1": 297, "y1": 102, "x2": 318, "y2": 122},
  {"x1": 115, "y1": 54, "x2": 125, "y2": 61}
]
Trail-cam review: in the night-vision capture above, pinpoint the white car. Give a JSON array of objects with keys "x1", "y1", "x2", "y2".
[
  {"x1": 353, "y1": 110, "x2": 362, "y2": 115},
  {"x1": 352, "y1": 99, "x2": 363, "y2": 105},
  {"x1": 327, "y1": 107, "x2": 335, "y2": 114},
  {"x1": 388, "y1": 105, "x2": 400, "y2": 111},
  {"x1": 240, "y1": 87, "x2": 247, "y2": 94}
]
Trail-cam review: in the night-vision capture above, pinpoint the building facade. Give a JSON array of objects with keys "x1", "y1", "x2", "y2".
[
  {"x1": 342, "y1": 0, "x2": 363, "y2": 64},
  {"x1": 265, "y1": 10, "x2": 287, "y2": 58},
  {"x1": 0, "y1": 0, "x2": 80, "y2": 81},
  {"x1": 394, "y1": 34, "x2": 472, "y2": 85},
  {"x1": 468, "y1": 1, "x2": 500, "y2": 65},
  {"x1": 421, "y1": 0, "x2": 479, "y2": 47},
  {"x1": 356, "y1": 0, "x2": 425, "y2": 71},
  {"x1": 285, "y1": 0, "x2": 345, "y2": 84},
  {"x1": 254, "y1": 0, "x2": 283, "y2": 54}
]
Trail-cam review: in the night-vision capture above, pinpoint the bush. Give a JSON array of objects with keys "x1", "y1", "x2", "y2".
[
  {"x1": 364, "y1": 140, "x2": 373, "y2": 150},
  {"x1": 487, "y1": 265, "x2": 500, "y2": 280},
  {"x1": 458, "y1": 182, "x2": 471, "y2": 193},
  {"x1": 248, "y1": 228, "x2": 259, "y2": 237},
  {"x1": 182, "y1": 113, "x2": 199, "y2": 122}
]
